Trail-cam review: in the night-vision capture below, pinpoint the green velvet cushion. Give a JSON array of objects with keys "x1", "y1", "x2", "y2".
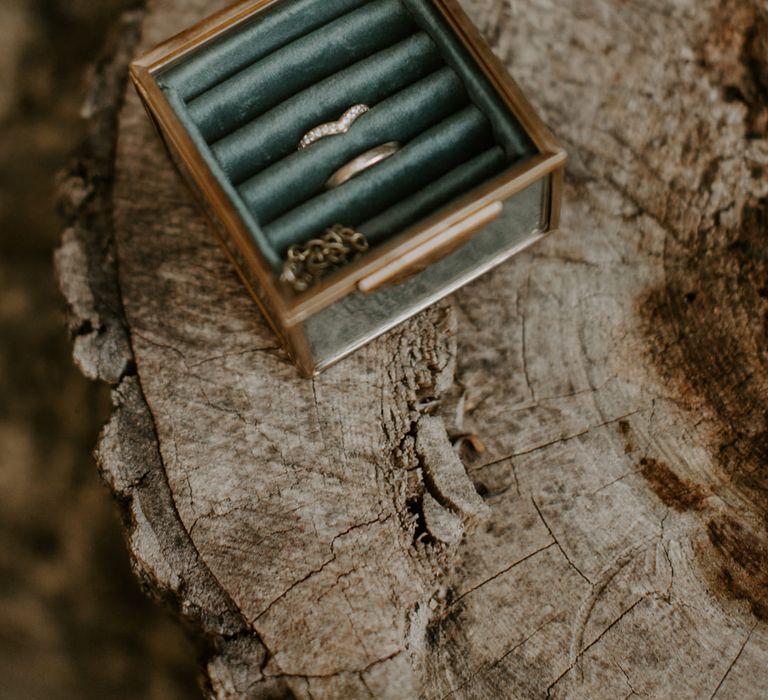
[
  {"x1": 238, "y1": 67, "x2": 468, "y2": 223},
  {"x1": 264, "y1": 106, "x2": 493, "y2": 251},
  {"x1": 359, "y1": 146, "x2": 508, "y2": 244},
  {"x1": 187, "y1": 0, "x2": 415, "y2": 142},
  {"x1": 160, "y1": 0, "x2": 372, "y2": 100},
  {"x1": 213, "y1": 32, "x2": 443, "y2": 183},
  {"x1": 158, "y1": 0, "x2": 537, "y2": 269},
  {"x1": 400, "y1": 0, "x2": 533, "y2": 158}
]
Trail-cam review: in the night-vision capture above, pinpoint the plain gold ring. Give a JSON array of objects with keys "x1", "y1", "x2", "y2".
[{"x1": 325, "y1": 141, "x2": 401, "y2": 190}]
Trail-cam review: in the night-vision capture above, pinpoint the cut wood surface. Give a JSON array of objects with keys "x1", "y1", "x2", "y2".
[{"x1": 57, "y1": 0, "x2": 768, "y2": 697}]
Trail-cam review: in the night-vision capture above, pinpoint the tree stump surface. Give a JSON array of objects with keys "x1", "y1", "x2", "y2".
[{"x1": 57, "y1": 0, "x2": 768, "y2": 697}]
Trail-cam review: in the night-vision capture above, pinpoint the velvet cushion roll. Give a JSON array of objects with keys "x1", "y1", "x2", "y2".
[
  {"x1": 160, "y1": 0, "x2": 370, "y2": 101},
  {"x1": 212, "y1": 33, "x2": 443, "y2": 184},
  {"x1": 401, "y1": 0, "x2": 534, "y2": 160},
  {"x1": 264, "y1": 106, "x2": 494, "y2": 252},
  {"x1": 238, "y1": 67, "x2": 468, "y2": 223},
  {"x1": 358, "y1": 147, "x2": 507, "y2": 243},
  {"x1": 187, "y1": 0, "x2": 415, "y2": 143}
]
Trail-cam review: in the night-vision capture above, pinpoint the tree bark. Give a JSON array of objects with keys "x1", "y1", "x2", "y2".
[{"x1": 57, "y1": 0, "x2": 768, "y2": 698}]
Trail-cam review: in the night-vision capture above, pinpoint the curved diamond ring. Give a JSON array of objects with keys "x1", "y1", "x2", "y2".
[{"x1": 298, "y1": 104, "x2": 370, "y2": 150}]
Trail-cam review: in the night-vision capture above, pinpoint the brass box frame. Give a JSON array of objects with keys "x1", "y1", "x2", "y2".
[{"x1": 130, "y1": 0, "x2": 566, "y2": 376}]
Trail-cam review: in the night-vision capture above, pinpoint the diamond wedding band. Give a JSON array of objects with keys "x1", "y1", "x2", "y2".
[{"x1": 298, "y1": 104, "x2": 370, "y2": 150}]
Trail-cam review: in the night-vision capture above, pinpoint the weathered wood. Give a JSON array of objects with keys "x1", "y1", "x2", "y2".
[{"x1": 57, "y1": 0, "x2": 768, "y2": 697}]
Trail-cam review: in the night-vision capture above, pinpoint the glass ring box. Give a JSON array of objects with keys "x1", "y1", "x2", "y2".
[{"x1": 130, "y1": 0, "x2": 566, "y2": 376}]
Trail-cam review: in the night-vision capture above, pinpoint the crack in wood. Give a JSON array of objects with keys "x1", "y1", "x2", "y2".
[
  {"x1": 443, "y1": 542, "x2": 556, "y2": 612},
  {"x1": 531, "y1": 496, "x2": 592, "y2": 586},
  {"x1": 709, "y1": 623, "x2": 758, "y2": 699},
  {"x1": 546, "y1": 596, "x2": 647, "y2": 698}
]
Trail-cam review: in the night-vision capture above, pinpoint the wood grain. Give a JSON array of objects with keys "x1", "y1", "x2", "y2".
[{"x1": 58, "y1": 0, "x2": 768, "y2": 697}]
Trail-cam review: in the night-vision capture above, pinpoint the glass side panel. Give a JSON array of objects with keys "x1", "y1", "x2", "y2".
[{"x1": 305, "y1": 176, "x2": 549, "y2": 368}]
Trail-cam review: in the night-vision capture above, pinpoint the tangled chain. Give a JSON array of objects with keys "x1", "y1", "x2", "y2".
[{"x1": 280, "y1": 225, "x2": 369, "y2": 292}]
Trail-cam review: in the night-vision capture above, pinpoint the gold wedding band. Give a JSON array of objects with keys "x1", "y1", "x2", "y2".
[{"x1": 325, "y1": 141, "x2": 401, "y2": 190}]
